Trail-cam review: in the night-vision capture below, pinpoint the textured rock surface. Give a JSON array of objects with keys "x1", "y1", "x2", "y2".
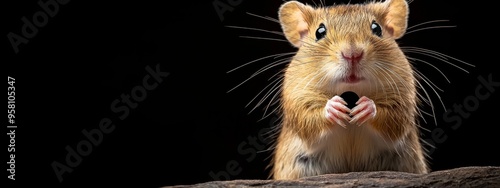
[{"x1": 166, "y1": 166, "x2": 500, "y2": 188}]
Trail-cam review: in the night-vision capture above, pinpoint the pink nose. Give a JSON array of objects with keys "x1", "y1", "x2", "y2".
[{"x1": 342, "y1": 51, "x2": 363, "y2": 65}]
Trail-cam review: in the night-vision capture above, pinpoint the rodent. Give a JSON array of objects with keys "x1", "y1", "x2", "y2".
[{"x1": 270, "y1": 0, "x2": 429, "y2": 180}]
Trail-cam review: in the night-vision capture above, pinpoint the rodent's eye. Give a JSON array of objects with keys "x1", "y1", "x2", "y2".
[
  {"x1": 371, "y1": 21, "x2": 382, "y2": 37},
  {"x1": 315, "y1": 23, "x2": 327, "y2": 41}
]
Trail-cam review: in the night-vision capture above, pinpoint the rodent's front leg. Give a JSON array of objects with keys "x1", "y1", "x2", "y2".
[
  {"x1": 349, "y1": 96, "x2": 377, "y2": 126},
  {"x1": 324, "y1": 95, "x2": 352, "y2": 128}
]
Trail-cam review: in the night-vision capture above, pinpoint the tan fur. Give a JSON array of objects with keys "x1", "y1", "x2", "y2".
[{"x1": 271, "y1": 0, "x2": 429, "y2": 180}]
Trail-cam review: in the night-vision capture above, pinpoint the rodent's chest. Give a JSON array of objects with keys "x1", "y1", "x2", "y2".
[{"x1": 322, "y1": 124, "x2": 393, "y2": 154}]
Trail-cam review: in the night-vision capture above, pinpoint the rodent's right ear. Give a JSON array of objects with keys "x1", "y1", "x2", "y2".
[{"x1": 278, "y1": 1, "x2": 315, "y2": 48}]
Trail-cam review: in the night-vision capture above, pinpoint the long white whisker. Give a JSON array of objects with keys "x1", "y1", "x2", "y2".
[
  {"x1": 227, "y1": 52, "x2": 294, "y2": 73},
  {"x1": 416, "y1": 106, "x2": 429, "y2": 125},
  {"x1": 406, "y1": 26, "x2": 456, "y2": 35},
  {"x1": 407, "y1": 20, "x2": 451, "y2": 31},
  {"x1": 367, "y1": 66, "x2": 388, "y2": 102},
  {"x1": 407, "y1": 56, "x2": 450, "y2": 84},
  {"x1": 375, "y1": 62, "x2": 414, "y2": 94},
  {"x1": 253, "y1": 77, "x2": 283, "y2": 111},
  {"x1": 251, "y1": 58, "x2": 290, "y2": 78},
  {"x1": 227, "y1": 57, "x2": 286, "y2": 94},
  {"x1": 246, "y1": 12, "x2": 280, "y2": 24},
  {"x1": 378, "y1": 62, "x2": 438, "y2": 125},
  {"x1": 373, "y1": 63, "x2": 401, "y2": 97},
  {"x1": 412, "y1": 75, "x2": 433, "y2": 119},
  {"x1": 239, "y1": 36, "x2": 289, "y2": 43},
  {"x1": 413, "y1": 69, "x2": 444, "y2": 92},
  {"x1": 225, "y1": 25, "x2": 284, "y2": 36},
  {"x1": 418, "y1": 107, "x2": 433, "y2": 119},
  {"x1": 262, "y1": 84, "x2": 283, "y2": 119},
  {"x1": 414, "y1": 79, "x2": 438, "y2": 126},
  {"x1": 406, "y1": 19, "x2": 455, "y2": 35},
  {"x1": 267, "y1": 68, "x2": 287, "y2": 81},
  {"x1": 364, "y1": 67, "x2": 380, "y2": 99},
  {"x1": 415, "y1": 83, "x2": 432, "y2": 106},
  {"x1": 419, "y1": 73, "x2": 446, "y2": 113},
  {"x1": 402, "y1": 46, "x2": 475, "y2": 73},
  {"x1": 246, "y1": 76, "x2": 283, "y2": 109}
]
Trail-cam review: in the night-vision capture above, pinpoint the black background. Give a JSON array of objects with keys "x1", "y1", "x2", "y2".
[{"x1": 5, "y1": 0, "x2": 499, "y2": 187}]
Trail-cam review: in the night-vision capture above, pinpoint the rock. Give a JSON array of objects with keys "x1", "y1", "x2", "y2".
[{"x1": 165, "y1": 166, "x2": 500, "y2": 188}]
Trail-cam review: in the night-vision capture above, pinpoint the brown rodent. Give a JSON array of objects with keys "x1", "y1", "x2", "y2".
[{"x1": 271, "y1": 0, "x2": 429, "y2": 180}]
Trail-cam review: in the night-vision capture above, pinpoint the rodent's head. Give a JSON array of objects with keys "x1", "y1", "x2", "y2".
[{"x1": 279, "y1": 0, "x2": 413, "y2": 96}]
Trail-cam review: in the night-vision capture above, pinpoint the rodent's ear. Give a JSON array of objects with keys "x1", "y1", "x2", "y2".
[
  {"x1": 278, "y1": 1, "x2": 315, "y2": 48},
  {"x1": 370, "y1": 0, "x2": 409, "y2": 39}
]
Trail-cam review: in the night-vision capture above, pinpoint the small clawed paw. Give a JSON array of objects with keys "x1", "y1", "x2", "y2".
[
  {"x1": 349, "y1": 96, "x2": 376, "y2": 126},
  {"x1": 324, "y1": 96, "x2": 351, "y2": 128}
]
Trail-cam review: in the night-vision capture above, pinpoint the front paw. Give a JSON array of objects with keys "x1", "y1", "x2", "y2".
[
  {"x1": 349, "y1": 96, "x2": 377, "y2": 126},
  {"x1": 324, "y1": 95, "x2": 351, "y2": 128}
]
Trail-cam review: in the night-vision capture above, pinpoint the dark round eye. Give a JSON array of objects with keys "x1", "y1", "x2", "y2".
[
  {"x1": 371, "y1": 20, "x2": 382, "y2": 37},
  {"x1": 316, "y1": 23, "x2": 327, "y2": 41}
]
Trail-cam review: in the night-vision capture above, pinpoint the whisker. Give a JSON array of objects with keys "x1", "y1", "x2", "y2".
[
  {"x1": 407, "y1": 56, "x2": 450, "y2": 84},
  {"x1": 246, "y1": 76, "x2": 283, "y2": 110},
  {"x1": 413, "y1": 70, "x2": 447, "y2": 125},
  {"x1": 267, "y1": 68, "x2": 287, "y2": 81},
  {"x1": 250, "y1": 77, "x2": 283, "y2": 114},
  {"x1": 414, "y1": 79, "x2": 438, "y2": 126},
  {"x1": 406, "y1": 19, "x2": 451, "y2": 32},
  {"x1": 251, "y1": 58, "x2": 291, "y2": 77},
  {"x1": 415, "y1": 84, "x2": 432, "y2": 107},
  {"x1": 262, "y1": 86, "x2": 283, "y2": 119},
  {"x1": 373, "y1": 63, "x2": 401, "y2": 97},
  {"x1": 417, "y1": 107, "x2": 433, "y2": 119},
  {"x1": 402, "y1": 46, "x2": 475, "y2": 73},
  {"x1": 366, "y1": 66, "x2": 387, "y2": 102},
  {"x1": 407, "y1": 20, "x2": 450, "y2": 30},
  {"x1": 406, "y1": 25, "x2": 456, "y2": 35},
  {"x1": 420, "y1": 138, "x2": 435, "y2": 159},
  {"x1": 403, "y1": 48, "x2": 451, "y2": 64},
  {"x1": 287, "y1": 55, "x2": 328, "y2": 70},
  {"x1": 246, "y1": 12, "x2": 280, "y2": 24},
  {"x1": 378, "y1": 61, "x2": 439, "y2": 125},
  {"x1": 416, "y1": 106, "x2": 429, "y2": 125},
  {"x1": 225, "y1": 25, "x2": 284, "y2": 36},
  {"x1": 227, "y1": 52, "x2": 294, "y2": 74},
  {"x1": 413, "y1": 69, "x2": 444, "y2": 92},
  {"x1": 374, "y1": 62, "x2": 414, "y2": 94},
  {"x1": 227, "y1": 54, "x2": 292, "y2": 94},
  {"x1": 365, "y1": 67, "x2": 380, "y2": 99},
  {"x1": 239, "y1": 36, "x2": 289, "y2": 43},
  {"x1": 419, "y1": 73, "x2": 446, "y2": 114}
]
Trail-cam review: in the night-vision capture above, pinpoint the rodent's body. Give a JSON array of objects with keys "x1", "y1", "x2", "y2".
[{"x1": 271, "y1": 0, "x2": 429, "y2": 179}]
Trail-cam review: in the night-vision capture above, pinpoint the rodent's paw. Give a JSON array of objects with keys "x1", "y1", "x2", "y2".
[
  {"x1": 349, "y1": 96, "x2": 377, "y2": 126},
  {"x1": 325, "y1": 96, "x2": 352, "y2": 128}
]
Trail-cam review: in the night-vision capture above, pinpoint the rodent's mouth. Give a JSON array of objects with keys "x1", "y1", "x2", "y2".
[{"x1": 342, "y1": 74, "x2": 364, "y2": 84}]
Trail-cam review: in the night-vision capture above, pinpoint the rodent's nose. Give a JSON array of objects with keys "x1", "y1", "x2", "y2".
[{"x1": 341, "y1": 50, "x2": 364, "y2": 65}]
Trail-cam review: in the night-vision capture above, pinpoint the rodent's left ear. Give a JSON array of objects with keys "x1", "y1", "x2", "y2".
[
  {"x1": 278, "y1": 1, "x2": 315, "y2": 47},
  {"x1": 369, "y1": 0, "x2": 409, "y2": 39}
]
